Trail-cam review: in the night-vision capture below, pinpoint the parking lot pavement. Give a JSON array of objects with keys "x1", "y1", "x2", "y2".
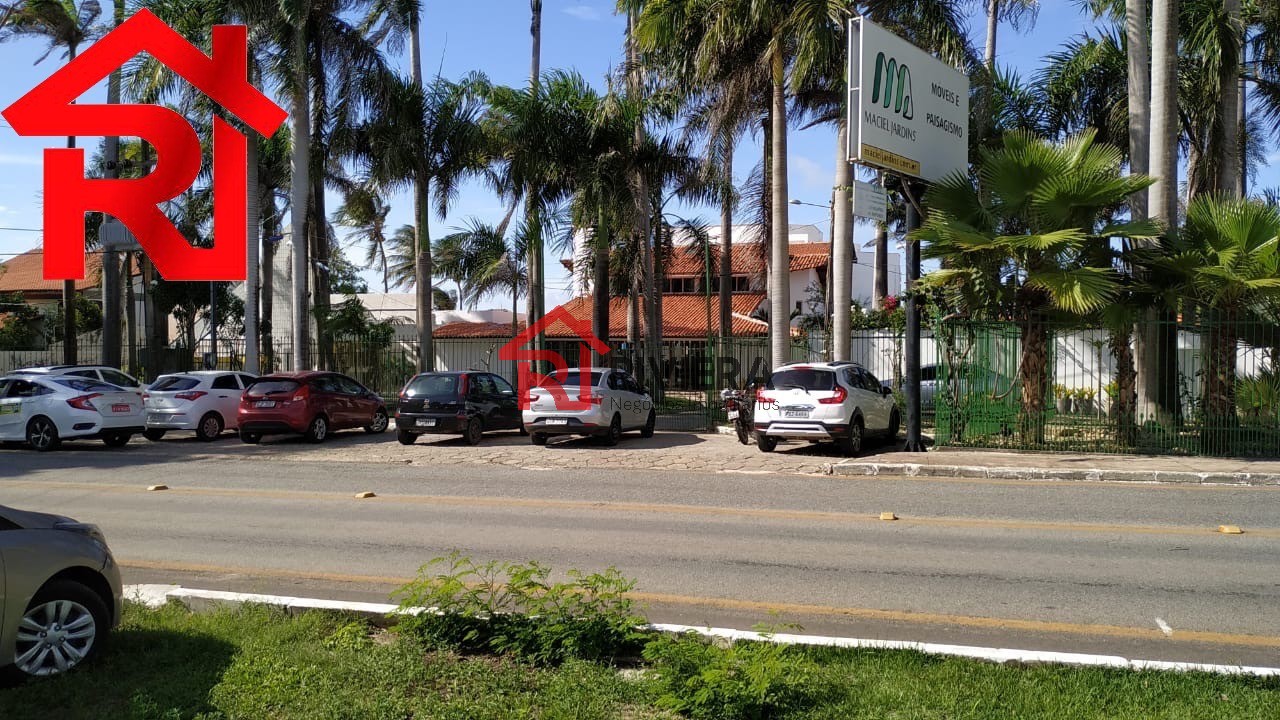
[{"x1": 21, "y1": 426, "x2": 859, "y2": 476}]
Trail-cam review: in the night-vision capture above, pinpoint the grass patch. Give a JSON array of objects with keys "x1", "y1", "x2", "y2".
[{"x1": 1, "y1": 603, "x2": 1276, "y2": 719}]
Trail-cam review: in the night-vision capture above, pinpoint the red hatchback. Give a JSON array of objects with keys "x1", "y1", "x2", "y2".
[{"x1": 237, "y1": 371, "x2": 389, "y2": 444}]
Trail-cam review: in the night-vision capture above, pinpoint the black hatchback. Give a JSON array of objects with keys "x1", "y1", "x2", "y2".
[{"x1": 395, "y1": 371, "x2": 523, "y2": 445}]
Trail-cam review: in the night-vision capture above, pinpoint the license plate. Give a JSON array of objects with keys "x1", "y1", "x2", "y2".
[
  {"x1": 783, "y1": 410, "x2": 809, "y2": 418},
  {"x1": 545, "y1": 418, "x2": 568, "y2": 425},
  {"x1": 727, "y1": 410, "x2": 739, "y2": 421},
  {"x1": 255, "y1": 400, "x2": 276, "y2": 408},
  {"x1": 148, "y1": 413, "x2": 165, "y2": 423},
  {"x1": 112, "y1": 404, "x2": 130, "y2": 413},
  {"x1": 416, "y1": 418, "x2": 436, "y2": 427}
]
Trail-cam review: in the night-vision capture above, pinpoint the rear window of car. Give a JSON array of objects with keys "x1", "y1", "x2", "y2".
[
  {"x1": 545, "y1": 371, "x2": 602, "y2": 389},
  {"x1": 150, "y1": 376, "x2": 201, "y2": 391},
  {"x1": 248, "y1": 379, "x2": 300, "y2": 395},
  {"x1": 403, "y1": 374, "x2": 460, "y2": 398},
  {"x1": 766, "y1": 368, "x2": 836, "y2": 391},
  {"x1": 51, "y1": 377, "x2": 118, "y2": 392}
]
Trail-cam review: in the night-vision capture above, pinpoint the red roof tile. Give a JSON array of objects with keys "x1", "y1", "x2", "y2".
[
  {"x1": 0, "y1": 248, "x2": 102, "y2": 294},
  {"x1": 560, "y1": 242, "x2": 829, "y2": 276},
  {"x1": 433, "y1": 294, "x2": 770, "y2": 340}
]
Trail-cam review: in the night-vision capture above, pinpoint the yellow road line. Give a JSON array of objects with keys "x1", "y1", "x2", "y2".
[
  {"x1": 120, "y1": 558, "x2": 1280, "y2": 650},
  {"x1": 8, "y1": 479, "x2": 1279, "y2": 538}
]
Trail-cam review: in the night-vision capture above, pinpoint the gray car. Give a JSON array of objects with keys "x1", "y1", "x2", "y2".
[{"x1": 0, "y1": 505, "x2": 122, "y2": 680}]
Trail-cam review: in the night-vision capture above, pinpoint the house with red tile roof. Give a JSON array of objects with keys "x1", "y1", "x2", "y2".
[{"x1": 0, "y1": 247, "x2": 103, "y2": 305}]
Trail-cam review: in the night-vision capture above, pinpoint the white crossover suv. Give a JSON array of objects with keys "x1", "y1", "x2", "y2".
[
  {"x1": 753, "y1": 361, "x2": 899, "y2": 456},
  {"x1": 523, "y1": 367, "x2": 656, "y2": 446},
  {"x1": 143, "y1": 371, "x2": 257, "y2": 441}
]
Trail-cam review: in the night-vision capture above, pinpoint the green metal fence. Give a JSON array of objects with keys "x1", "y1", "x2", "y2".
[{"x1": 932, "y1": 318, "x2": 1280, "y2": 457}]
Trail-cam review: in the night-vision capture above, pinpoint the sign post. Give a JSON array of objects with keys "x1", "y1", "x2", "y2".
[{"x1": 848, "y1": 16, "x2": 969, "y2": 452}]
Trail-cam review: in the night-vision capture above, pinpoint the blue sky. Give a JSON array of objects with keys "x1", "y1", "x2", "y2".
[{"x1": 0, "y1": 1, "x2": 1276, "y2": 308}]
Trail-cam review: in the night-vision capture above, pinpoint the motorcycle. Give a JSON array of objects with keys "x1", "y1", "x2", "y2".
[{"x1": 720, "y1": 386, "x2": 756, "y2": 445}]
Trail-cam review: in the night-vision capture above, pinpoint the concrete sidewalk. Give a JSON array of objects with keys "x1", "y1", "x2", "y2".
[{"x1": 833, "y1": 448, "x2": 1280, "y2": 485}]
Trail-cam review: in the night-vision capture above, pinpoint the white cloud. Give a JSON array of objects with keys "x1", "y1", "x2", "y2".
[
  {"x1": 791, "y1": 154, "x2": 830, "y2": 190},
  {"x1": 562, "y1": 4, "x2": 602, "y2": 21},
  {"x1": 0, "y1": 153, "x2": 42, "y2": 166}
]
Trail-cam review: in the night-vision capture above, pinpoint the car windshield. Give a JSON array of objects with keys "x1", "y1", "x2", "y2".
[
  {"x1": 766, "y1": 368, "x2": 836, "y2": 392},
  {"x1": 51, "y1": 377, "x2": 119, "y2": 392},
  {"x1": 150, "y1": 376, "x2": 200, "y2": 392},
  {"x1": 404, "y1": 374, "x2": 460, "y2": 398},
  {"x1": 248, "y1": 379, "x2": 300, "y2": 395}
]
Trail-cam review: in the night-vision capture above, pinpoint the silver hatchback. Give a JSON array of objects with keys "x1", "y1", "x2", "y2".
[{"x1": 0, "y1": 505, "x2": 123, "y2": 680}]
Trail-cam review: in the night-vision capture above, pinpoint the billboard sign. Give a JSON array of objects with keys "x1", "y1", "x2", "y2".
[{"x1": 848, "y1": 16, "x2": 969, "y2": 182}]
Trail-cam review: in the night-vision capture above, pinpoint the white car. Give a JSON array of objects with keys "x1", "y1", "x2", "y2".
[
  {"x1": 15, "y1": 365, "x2": 147, "y2": 391},
  {"x1": 523, "y1": 367, "x2": 656, "y2": 446},
  {"x1": 0, "y1": 374, "x2": 145, "y2": 451},
  {"x1": 754, "y1": 361, "x2": 899, "y2": 456},
  {"x1": 143, "y1": 371, "x2": 257, "y2": 441}
]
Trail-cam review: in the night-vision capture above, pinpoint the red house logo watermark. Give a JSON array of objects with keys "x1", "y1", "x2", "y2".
[
  {"x1": 499, "y1": 306, "x2": 610, "y2": 411},
  {"x1": 1, "y1": 9, "x2": 287, "y2": 282}
]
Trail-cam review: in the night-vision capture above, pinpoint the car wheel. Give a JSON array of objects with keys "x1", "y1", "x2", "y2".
[
  {"x1": 757, "y1": 434, "x2": 777, "y2": 453},
  {"x1": 641, "y1": 411, "x2": 656, "y2": 438},
  {"x1": 102, "y1": 432, "x2": 130, "y2": 448},
  {"x1": 304, "y1": 415, "x2": 328, "y2": 443},
  {"x1": 240, "y1": 432, "x2": 261, "y2": 445},
  {"x1": 13, "y1": 580, "x2": 109, "y2": 679},
  {"x1": 887, "y1": 408, "x2": 901, "y2": 439},
  {"x1": 464, "y1": 418, "x2": 483, "y2": 445},
  {"x1": 531, "y1": 432, "x2": 547, "y2": 446},
  {"x1": 143, "y1": 429, "x2": 166, "y2": 442},
  {"x1": 26, "y1": 417, "x2": 60, "y2": 452},
  {"x1": 195, "y1": 412, "x2": 223, "y2": 442},
  {"x1": 397, "y1": 429, "x2": 417, "y2": 445},
  {"x1": 601, "y1": 414, "x2": 622, "y2": 446},
  {"x1": 838, "y1": 417, "x2": 864, "y2": 457},
  {"x1": 365, "y1": 408, "x2": 389, "y2": 434}
]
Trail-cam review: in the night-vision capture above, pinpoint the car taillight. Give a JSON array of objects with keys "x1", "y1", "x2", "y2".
[
  {"x1": 583, "y1": 395, "x2": 603, "y2": 405},
  {"x1": 819, "y1": 385, "x2": 847, "y2": 404},
  {"x1": 524, "y1": 392, "x2": 539, "y2": 404},
  {"x1": 291, "y1": 388, "x2": 309, "y2": 402},
  {"x1": 175, "y1": 391, "x2": 207, "y2": 401},
  {"x1": 66, "y1": 393, "x2": 101, "y2": 411},
  {"x1": 141, "y1": 393, "x2": 150, "y2": 401},
  {"x1": 756, "y1": 390, "x2": 774, "y2": 404}
]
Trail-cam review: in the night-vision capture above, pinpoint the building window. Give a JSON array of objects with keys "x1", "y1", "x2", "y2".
[
  {"x1": 709, "y1": 275, "x2": 754, "y2": 292},
  {"x1": 663, "y1": 277, "x2": 698, "y2": 294}
]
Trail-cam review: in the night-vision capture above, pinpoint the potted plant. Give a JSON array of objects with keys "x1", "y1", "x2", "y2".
[
  {"x1": 1055, "y1": 384, "x2": 1072, "y2": 415},
  {"x1": 1104, "y1": 381, "x2": 1119, "y2": 419},
  {"x1": 1076, "y1": 387, "x2": 1097, "y2": 416}
]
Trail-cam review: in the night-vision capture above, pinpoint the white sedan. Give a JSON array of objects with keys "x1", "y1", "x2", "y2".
[
  {"x1": 523, "y1": 367, "x2": 656, "y2": 446},
  {"x1": 143, "y1": 371, "x2": 256, "y2": 441},
  {"x1": 0, "y1": 375, "x2": 145, "y2": 451}
]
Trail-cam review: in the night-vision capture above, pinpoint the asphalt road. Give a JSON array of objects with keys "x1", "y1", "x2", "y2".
[{"x1": 3, "y1": 434, "x2": 1279, "y2": 668}]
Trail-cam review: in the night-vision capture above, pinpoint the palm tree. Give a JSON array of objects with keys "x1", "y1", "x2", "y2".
[
  {"x1": 333, "y1": 185, "x2": 393, "y2": 292},
  {"x1": 0, "y1": 0, "x2": 105, "y2": 365},
  {"x1": 980, "y1": 0, "x2": 1038, "y2": 70},
  {"x1": 1174, "y1": 196, "x2": 1280, "y2": 452},
  {"x1": 915, "y1": 130, "x2": 1156, "y2": 444}
]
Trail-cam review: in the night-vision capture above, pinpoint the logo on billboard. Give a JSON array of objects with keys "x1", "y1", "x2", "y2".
[
  {"x1": 498, "y1": 306, "x2": 611, "y2": 411},
  {"x1": 871, "y1": 52, "x2": 913, "y2": 120},
  {"x1": 1, "y1": 9, "x2": 288, "y2": 282}
]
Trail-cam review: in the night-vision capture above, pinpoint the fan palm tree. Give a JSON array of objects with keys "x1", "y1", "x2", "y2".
[
  {"x1": 915, "y1": 130, "x2": 1156, "y2": 444},
  {"x1": 0, "y1": 0, "x2": 105, "y2": 364},
  {"x1": 1172, "y1": 196, "x2": 1280, "y2": 451}
]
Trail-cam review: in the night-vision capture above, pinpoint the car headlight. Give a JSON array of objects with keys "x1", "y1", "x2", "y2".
[{"x1": 54, "y1": 521, "x2": 109, "y2": 550}]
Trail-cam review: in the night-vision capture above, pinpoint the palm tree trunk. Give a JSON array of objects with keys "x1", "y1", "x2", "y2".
[
  {"x1": 290, "y1": 19, "x2": 312, "y2": 372},
  {"x1": 1125, "y1": 0, "x2": 1150, "y2": 218},
  {"x1": 1137, "y1": 0, "x2": 1179, "y2": 425},
  {"x1": 1019, "y1": 316, "x2": 1048, "y2": 445},
  {"x1": 261, "y1": 187, "x2": 276, "y2": 372},
  {"x1": 410, "y1": 10, "x2": 434, "y2": 372},
  {"x1": 245, "y1": 131, "x2": 261, "y2": 375},
  {"x1": 309, "y1": 39, "x2": 333, "y2": 371},
  {"x1": 1218, "y1": 0, "x2": 1241, "y2": 196},
  {"x1": 592, "y1": 213, "x2": 610, "y2": 364},
  {"x1": 124, "y1": 251, "x2": 137, "y2": 376},
  {"x1": 831, "y1": 117, "x2": 853, "y2": 361},
  {"x1": 63, "y1": 42, "x2": 78, "y2": 365},
  {"x1": 525, "y1": 1, "x2": 545, "y2": 373},
  {"x1": 768, "y1": 45, "x2": 790, "y2": 370},
  {"x1": 718, "y1": 144, "x2": 733, "y2": 343},
  {"x1": 627, "y1": 10, "x2": 657, "y2": 388},
  {"x1": 984, "y1": 0, "x2": 1000, "y2": 69},
  {"x1": 1109, "y1": 326, "x2": 1137, "y2": 446},
  {"x1": 1203, "y1": 306, "x2": 1239, "y2": 454}
]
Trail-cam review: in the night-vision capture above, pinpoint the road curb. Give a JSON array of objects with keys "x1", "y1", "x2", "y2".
[
  {"x1": 830, "y1": 461, "x2": 1280, "y2": 486},
  {"x1": 123, "y1": 584, "x2": 1280, "y2": 678}
]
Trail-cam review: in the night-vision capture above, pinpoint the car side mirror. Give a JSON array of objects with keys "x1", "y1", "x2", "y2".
[{"x1": 881, "y1": 386, "x2": 893, "y2": 396}]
